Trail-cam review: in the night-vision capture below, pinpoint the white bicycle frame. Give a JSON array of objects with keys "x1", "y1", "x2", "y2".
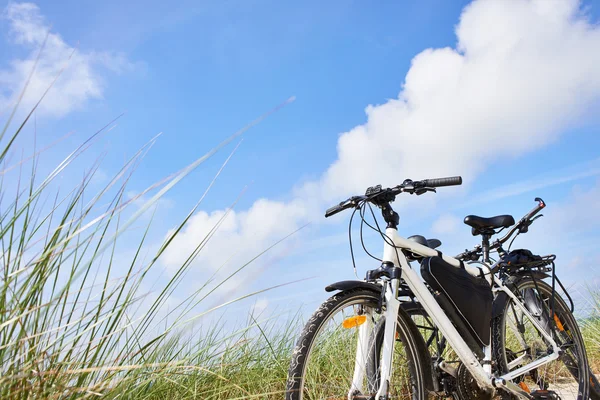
[{"x1": 351, "y1": 227, "x2": 560, "y2": 400}]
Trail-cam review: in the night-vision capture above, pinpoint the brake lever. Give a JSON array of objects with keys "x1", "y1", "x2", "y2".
[
  {"x1": 519, "y1": 214, "x2": 543, "y2": 233},
  {"x1": 415, "y1": 187, "x2": 436, "y2": 196}
]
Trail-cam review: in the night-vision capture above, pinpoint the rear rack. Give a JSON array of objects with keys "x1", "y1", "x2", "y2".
[
  {"x1": 503, "y1": 254, "x2": 555, "y2": 273},
  {"x1": 500, "y1": 254, "x2": 574, "y2": 314}
]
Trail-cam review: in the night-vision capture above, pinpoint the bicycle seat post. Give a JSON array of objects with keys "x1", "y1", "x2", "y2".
[{"x1": 481, "y1": 233, "x2": 491, "y2": 263}]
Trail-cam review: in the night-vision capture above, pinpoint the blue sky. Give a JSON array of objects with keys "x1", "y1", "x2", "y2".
[{"x1": 2, "y1": 0, "x2": 600, "y2": 326}]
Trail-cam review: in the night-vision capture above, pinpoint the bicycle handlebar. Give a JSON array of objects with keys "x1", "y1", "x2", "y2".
[
  {"x1": 422, "y1": 176, "x2": 463, "y2": 187},
  {"x1": 325, "y1": 196, "x2": 366, "y2": 218},
  {"x1": 324, "y1": 176, "x2": 462, "y2": 218},
  {"x1": 493, "y1": 197, "x2": 545, "y2": 246},
  {"x1": 523, "y1": 197, "x2": 545, "y2": 222}
]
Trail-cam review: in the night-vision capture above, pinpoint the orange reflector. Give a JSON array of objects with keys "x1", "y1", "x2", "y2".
[
  {"x1": 554, "y1": 314, "x2": 565, "y2": 331},
  {"x1": 519, "y1": 382, "x2": 531, "y2": 393},
  {"x1": 342, "y1": 315, "x2": 367, "y2": 329}
]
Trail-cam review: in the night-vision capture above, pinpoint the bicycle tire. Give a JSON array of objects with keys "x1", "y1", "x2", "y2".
[{"x1": 286, "y1": 288, "x2": 432, "y2": 400}]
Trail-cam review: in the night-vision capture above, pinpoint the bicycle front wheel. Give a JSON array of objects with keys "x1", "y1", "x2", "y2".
[{"x1": 286, "y1": 288, "x2": 431, "y2": 400}]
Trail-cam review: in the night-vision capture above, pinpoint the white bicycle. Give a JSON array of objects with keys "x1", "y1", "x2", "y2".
[{"x1": 286, "y1": 177, "x2": 591, "y2": 400}]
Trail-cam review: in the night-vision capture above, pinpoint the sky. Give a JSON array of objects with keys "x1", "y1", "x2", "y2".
[{"x1": 2, "y1": 0, "x2": 600, "y2": 328}]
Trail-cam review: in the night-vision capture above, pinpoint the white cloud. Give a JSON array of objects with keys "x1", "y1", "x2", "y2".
[
  {"x1": 461, "y1": 157, "x2": 600, "y2": 208},
  {"x1": 321, "y1": 0, "x2": 600, "y2": 198},
  {"x1": 535, "y1": 180, "x2": 600, "y2": 238},
  {"x1": 431, "y1": 214, "x2": 461, "y2": 235},
  {"x1": 161, "y1": 197, "x2": 310, "y2": 299},
  {"x1": 162, "y1": 0, "x2": 600, "y2": 290},
  {"x1": 0, "y1": 2, "x2": 138, "y2": 117}
]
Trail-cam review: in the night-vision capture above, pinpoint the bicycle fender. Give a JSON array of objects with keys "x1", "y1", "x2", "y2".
[
  {"x1": 492, "y1": 291, "x2": 509, "y2": 319},
  {"x1": 492, "y1": 276, "x2": 521, "y2": 319},
  {"x1": 492, "y1": 274, "x2": 550, "y2": 319},
  {"x1": 492, "y1": 286, "x2": 553, "y2": 335},
  {"x1": 324, "y1": 280, "x2": 382, "y2": 293}
]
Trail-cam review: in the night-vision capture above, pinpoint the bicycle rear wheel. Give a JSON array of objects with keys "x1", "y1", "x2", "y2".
[
  {"x1": 493, "y1": 278, "x2": 590, "y2": 399},
  {"x1": 286, "y1": 288, "x2": 431, "y2": 400}
]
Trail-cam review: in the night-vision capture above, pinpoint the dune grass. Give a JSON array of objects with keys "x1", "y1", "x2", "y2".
[
  {"x1": 580, "y1": 289, "x2": 600, "y2": 373},
  {"x1": 0, "y1": 48, "x2": 301, "y2": 398},
  {"x1": 0, "y1": 114, "x2": 306, "y2": 399}
]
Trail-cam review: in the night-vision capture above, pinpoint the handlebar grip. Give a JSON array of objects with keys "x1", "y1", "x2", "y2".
[
  {"x1": 325, "y1": 204, "x2": 344, "y2": 218},
  {"x1": 422, "y1": 176, "x2": 463, "y2": 188},
  {"x1": 523, "y1": 197, "x2": 546, "y2": 221}
]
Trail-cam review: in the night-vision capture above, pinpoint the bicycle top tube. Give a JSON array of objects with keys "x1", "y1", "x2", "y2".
[{"x1": 384, "y1": 228, "x2": 488, "y2": 281}]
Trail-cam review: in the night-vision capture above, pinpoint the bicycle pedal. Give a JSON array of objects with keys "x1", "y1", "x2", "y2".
[{"x1": 530, "y1": 390, "x2": 561, "y2": 399}]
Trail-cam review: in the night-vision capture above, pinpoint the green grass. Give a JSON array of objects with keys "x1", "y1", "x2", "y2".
[
  {"x1": 580, "y1": 289, "x2": 600, "y2": 373},
  {"x1": 102, "y1": 317, "x2": 297, "y2": 399},
  {"x1": 0, "y1": 49, "x2": 299, "y2": 399},
  {"x1": 0, "y1": 120, "x2": 297, "y2": 399}
]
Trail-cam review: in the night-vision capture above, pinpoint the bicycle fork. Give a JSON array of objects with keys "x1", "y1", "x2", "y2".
[
  {"x1": 348, "y1": 305, "x2": 374, "y2": 399},
  {"x1": 375, "y1": 278, "x2": 401, "y2": 400},
  {"x1": 348, "y1": 278, "x2": 400, "y2": 400}
]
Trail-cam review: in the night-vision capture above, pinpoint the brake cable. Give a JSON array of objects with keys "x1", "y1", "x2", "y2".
[
  {"x1": 348, "y1": 206, "x2": 359, "y2": 279},
  {"x1": 507, "y1": 231, "x2": 520, "y2": 252},
  {"x1": 346, "y1": 183, "x2": 434, "y2": 277},
  {"x1": 359, "y1": 204, "x2": 383, "y2": 263},
  {"x1": 364, "y1": 202, "x2": 404, "y2": 270}
]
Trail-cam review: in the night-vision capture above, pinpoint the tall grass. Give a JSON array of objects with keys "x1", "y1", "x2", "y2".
[
  {"x1": 0, "y1": 42, "x2": 300, "y2": 397},
  {"x1": 0, "y1": 117, "x2": 304, "y2": 398},
  {"x1": 580, "y1": 288, "x2": 600, "y2": 373}
]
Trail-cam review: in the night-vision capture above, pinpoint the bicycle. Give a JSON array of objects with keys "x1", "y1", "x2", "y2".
[
  {"x1": 371, "y1": 198, "x2": 600, "y2": 399},
  {"x1": 286, "y1": 177, "x2": 592, "y2": 400}
]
